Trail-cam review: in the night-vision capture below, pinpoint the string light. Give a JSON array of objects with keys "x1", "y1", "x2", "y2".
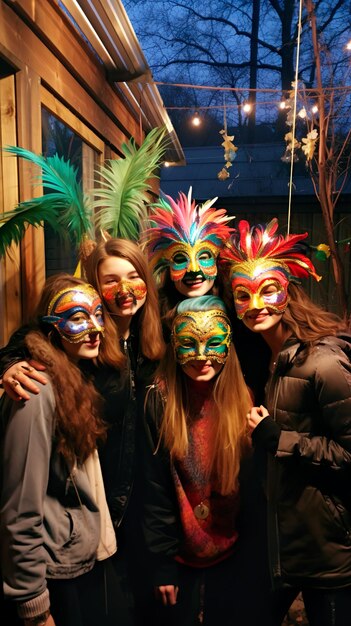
[
  {"x1": 311, "y1": 105, "x2": 318, "y2": 114},
  {"x1": 346, "y1": 40, "x2": 351, "y2": 51},
  {"x1": 242, "y1": 102, "x2": 252, "y2": 114},
  {"x1": 191, "y1": 111, "x2": 201, "y2": 126},
  {"x1": 279, "y1": 101, "x2": 287, "y2": 110}
]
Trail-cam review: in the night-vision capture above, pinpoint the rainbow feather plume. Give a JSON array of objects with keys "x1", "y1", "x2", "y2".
[
  {"x1": 142, "y1": 187, "x2": 234, "y2": 275},
  {"x1": 220, "y1": 218, "x2": 321, "y2": 281}
]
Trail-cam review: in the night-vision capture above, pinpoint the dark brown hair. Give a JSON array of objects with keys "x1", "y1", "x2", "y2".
[
  {"x1": 26, "y1": 273, "x2": 105, "y2": 465},
  {"x1": 282, "y1": 283, "x2": 349, "y2": 342}
]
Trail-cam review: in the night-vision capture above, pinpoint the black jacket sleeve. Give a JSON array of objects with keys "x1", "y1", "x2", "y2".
[
  {"x1": 0, "y1": 325, "x2": 31, "y2": 377},
  {"x1": 142, "y1": 385, "x2": 182, "y2": 586}
]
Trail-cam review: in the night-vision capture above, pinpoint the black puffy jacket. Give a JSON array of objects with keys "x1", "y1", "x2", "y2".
[{"x1": 252, "y1": 334, "x2": 351, "y2": 590}]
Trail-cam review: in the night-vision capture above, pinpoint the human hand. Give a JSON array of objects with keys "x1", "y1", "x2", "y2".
[
  {"x1": 3, "y1": 360, "x2": 47, "y2": 401},
  {"x1": 246, "y1": 405, "x2": 269, "y2": 433},
  {"x1": 155, "y1": 584, "x2": 179, "y2": 606}
]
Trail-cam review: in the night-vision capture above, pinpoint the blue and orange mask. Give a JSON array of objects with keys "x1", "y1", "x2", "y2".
[{"x1": 42, "y1": 284, "x2": 104, "y2": 343}]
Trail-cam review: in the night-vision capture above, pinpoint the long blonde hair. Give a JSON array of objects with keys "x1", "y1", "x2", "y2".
[
  {"x1": 27, "y1": 274, "x2": 106, "y2": 465},
  {"x1": 156, "y1": 297, "x2": 251, "y2": 495},
  {"x1": 84, "y1": 238, "x2": 165, "y2": 367}
]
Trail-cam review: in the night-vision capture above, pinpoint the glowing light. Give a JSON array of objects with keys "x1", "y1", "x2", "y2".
[
  {"x1": 191, "y1": 112, "x2": 201, "y2": 127},
  {"x1": 242, "y1": 102, "x2": 252, "y2": 114},
  {"x1": 311, "y1": 105, "x2": 318, "y2": 114},
  {"x1": 279, "y1": 101, "x2": 287, "y2": 110},
  {"x1": 164, "y1": 161, "x2": 170, "y2": 168},
  {"x1": 298, "y1": 107, "x2": 307, "y2": 119},
  {"x1": 346, "y1": 40, "x2": 351, "y2": 51}
]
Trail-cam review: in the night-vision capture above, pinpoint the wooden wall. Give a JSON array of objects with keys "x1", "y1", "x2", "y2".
[{"x1": 0, "y1": 0, "x2": 147, "y2": 343}]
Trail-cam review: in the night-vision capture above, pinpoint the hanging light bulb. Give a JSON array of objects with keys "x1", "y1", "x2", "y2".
[
  {"x1": 242, "y1": 102, "x2": 252, "y2": 114},
  {"x1": 311, "y1": 105, "x2": 318, "y2": 114},
  {"x1": 279, "y1": 101, "x2": 287, "y2": 110},
  {"x1": 191, "y1": 112, "x2": 201, "y2": 127}
]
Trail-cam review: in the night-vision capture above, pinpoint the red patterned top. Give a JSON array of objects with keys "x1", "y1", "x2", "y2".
[{"x1": 172, "y1": 378, "x2": 240, "y2": 568}]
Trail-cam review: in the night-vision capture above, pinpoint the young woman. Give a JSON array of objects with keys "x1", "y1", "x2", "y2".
[
  {"x1": 221, "y1": 218, "x2": 351, "y2": 626},
  {"x1": 141, "y1": 188, "x2": 233, "y2": 323},
  {"x1": 0, "y1": 238, "x2": 165, "y2": 625},
  {"x1": 142, "y1": 295, "x2": 262, "y2": 625},
  {"x1": 0, "y1": 274, "x2": 119, "y2": 626}
]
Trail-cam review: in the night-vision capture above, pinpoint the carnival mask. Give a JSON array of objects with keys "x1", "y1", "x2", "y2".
[
  {"x1": 171, "y1": 309, "x2": 232, "y2": 365},
  {"x1": 101, "y1": 278, "x2": 147, "y2": 307},
  {"x1": 220, "y1": 219, "x2": 321, "y2": 320},
  {"x1": 42, "y1": 285, "x2": 104, "y2": 343},
  {"x1": 231, "y1": 259, "x2": 290, "y2": 319},
  {"x1": 143, "y1": 189, "x2": 233, "y2": 283}
]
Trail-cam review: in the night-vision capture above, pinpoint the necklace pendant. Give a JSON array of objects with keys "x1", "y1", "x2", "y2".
[{"x1": 194, "y1": 501, "x2": 209, "y2": 520}]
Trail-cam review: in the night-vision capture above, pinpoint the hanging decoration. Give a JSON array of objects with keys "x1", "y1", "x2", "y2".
[
  {"x1": 301, "y1": 129, "x2": 318, "y2": 161},
  {"x1": 217, "y1": 96, "x2": 238, "y2": 181},
  {"x1": 281, "y1": 83, "x2": 319, "y2": 164}
]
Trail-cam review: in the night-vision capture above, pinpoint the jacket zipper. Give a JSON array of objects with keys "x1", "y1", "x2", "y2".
[
  {"x1": 267, "y1": 370, "x2": 283, "y2": 584},
  {"x1": 115, "y1": 338, "x2": 135, "y2": 529}
]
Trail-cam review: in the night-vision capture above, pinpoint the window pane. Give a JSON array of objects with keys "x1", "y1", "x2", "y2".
[{"x1": 42, "y1": 107, "x2": 96, "y2": 276}]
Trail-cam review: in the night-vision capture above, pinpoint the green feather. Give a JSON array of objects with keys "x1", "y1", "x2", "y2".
[
  {"x1": 0, "y1": 202, "x2": 61, "y2": 258},
  {"x1": 93, "y1": 126, "x2": 168, "y2": 240},
  {"x1": 1, "y1": 147, "x2": 93, "y2": 256}
]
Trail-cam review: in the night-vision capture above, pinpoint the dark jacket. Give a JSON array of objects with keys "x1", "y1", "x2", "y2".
[
  {"x1": 252, "y1": 334, "x2": 351, "y2": 590},
  {"x1": 142, "y1": 382, "x2": 182, "y2": 586}
]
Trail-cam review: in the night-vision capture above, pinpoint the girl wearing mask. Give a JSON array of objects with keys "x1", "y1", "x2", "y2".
[
  {"x1": 221, "y1": 219, "x2": 351, "y2": 626},
  {"x1": 142, "y1": 295, "x2": 258, "y2": 625},
  {"x1": 0, "y1": 274, "x2": 118, "y2": 626},
  {"x1": 0, "y1": 239, "x2": 165, "y2": 625}
]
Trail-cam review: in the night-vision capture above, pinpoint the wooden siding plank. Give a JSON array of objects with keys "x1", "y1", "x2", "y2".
[
  {"x1": 0, "y1": 75, "x2": 22, "y2": 344},
  {"x1": 15, "y1": 67, "x2": 46, "y2": 321},
  {"x1": 2, "y1": 0, "x2": 141, "y2": 143}
]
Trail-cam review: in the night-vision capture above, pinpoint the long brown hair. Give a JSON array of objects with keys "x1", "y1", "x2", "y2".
[
  {"x1": 84, "y1": 238, "x2": 165, "y2": 367},
  {"x1": 155, "y1": 299, "x2": 251, "y2": 495},
  {"x1": 282, "y1": 283, "x2": 349, "y2": 342},
  {"x1": 26, "y1": 274, "x2": 105, "y2": 465}
]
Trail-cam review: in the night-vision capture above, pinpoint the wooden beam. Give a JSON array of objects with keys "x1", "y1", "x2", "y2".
[
  {"x1": 2, "y1": 0, "x2": 141, "y2": 144},
  {"x1": 15, "y1": 67, "x2": 46, "y2": 321},
  {"x1": 0, "y1": 75, "x2": 22, "y2": 344}
]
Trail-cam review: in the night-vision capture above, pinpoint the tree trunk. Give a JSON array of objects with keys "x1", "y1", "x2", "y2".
[{"x1": 247, "y1": 0, "x2": 260, "y2": 143}]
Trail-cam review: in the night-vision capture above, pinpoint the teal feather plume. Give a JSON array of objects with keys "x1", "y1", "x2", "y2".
[
  {"x1": 0, "y1": 146, "x2": 93, "y2": 257},
  {"x1": 93, "y1": 126, "x2": 168, "y2": 240}
]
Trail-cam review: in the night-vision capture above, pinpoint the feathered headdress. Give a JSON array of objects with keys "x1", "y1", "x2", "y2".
[
  {"x1": 0, "y1": 147, "x2": 92, "y2": 258},
  {"x1": 142, "y1": 187, "x2": 234, "y2": 277},
  {"x1": 1, "y1": 127, "x2": 168, "y2": 263},
  {"x1": 220, "y1": 218, "x2": 321, "y2": 282}
]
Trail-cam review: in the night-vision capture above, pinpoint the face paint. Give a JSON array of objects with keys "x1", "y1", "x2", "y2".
[
  {"x1": 171, "y1": 309, "x2": 232, "y2": 365},
  {"x1": 231, "y1": 260, "x2": 290, "y2": 319},
  {"x1": 42, "y1": 285, "x2": 104, "y2": 343},
  {"x1": 168, "y1": 241, "x2": 219, "y2": 282},
  {"x1": 101, "y1": 278, "x2": 147, "y2": 308}
]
